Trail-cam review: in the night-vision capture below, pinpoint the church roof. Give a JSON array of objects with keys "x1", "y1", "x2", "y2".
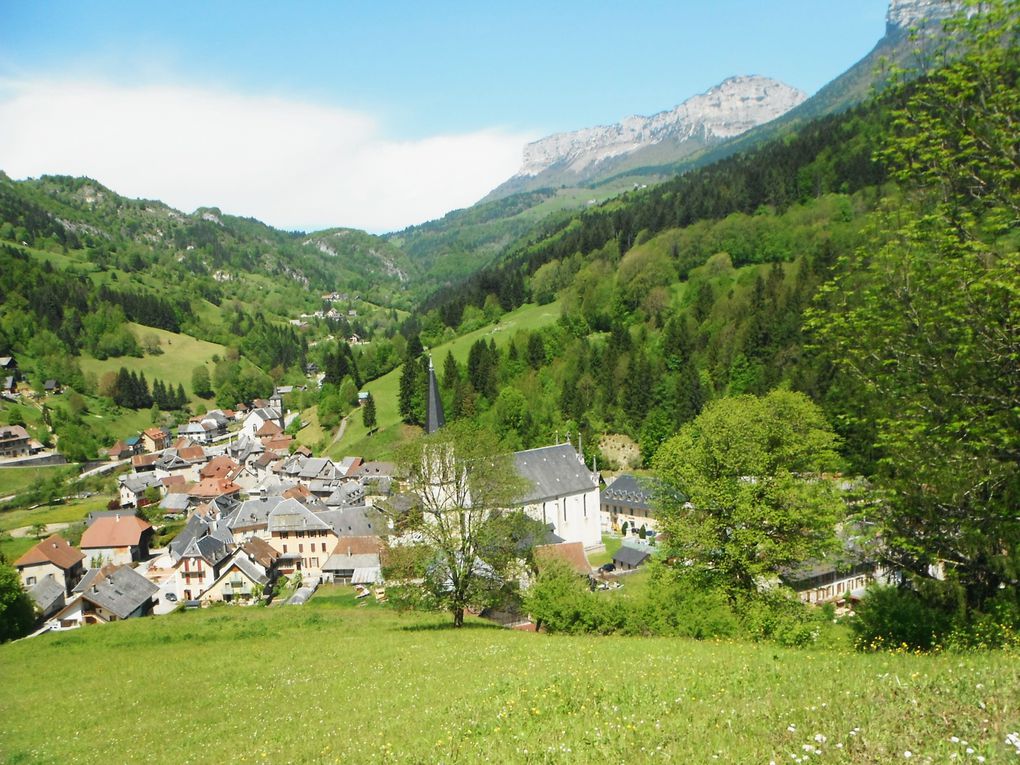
[
  {"x1": 513, "y1": 444, "x2": 596, "y2": 504},
  {"x1": 425, "y1": 357, "x2": 445, "y2": 435}
]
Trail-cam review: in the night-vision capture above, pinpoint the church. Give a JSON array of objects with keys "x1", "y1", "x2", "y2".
[{"x1": 425, "y1": 358, "x2": 602, "y2": 549}]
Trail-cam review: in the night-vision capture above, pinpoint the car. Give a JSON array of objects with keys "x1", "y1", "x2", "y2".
[
  {"x1": 164, "y1": 593, "x2": 178, "y2": 602},
  {"x1": 599, "y1": 562, "x2": 616, "y2": 572}
]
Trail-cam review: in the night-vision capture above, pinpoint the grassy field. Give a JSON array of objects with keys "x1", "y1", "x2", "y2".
[
  {"x1": 77, "y1": 323, "x2": 227, "y2": 405},
  {"x1": 330, "y1": 300, "x2": 562, "y2": 460},
  {"x1": 0, "y1": 465, "x2": 76, "y2": 498},
  {"x1": 0, "y1": 601, "x2": 1018, "y2": 764},
  {"x1": 0, "y1": 496, "x2": 111, "y2": 535}
]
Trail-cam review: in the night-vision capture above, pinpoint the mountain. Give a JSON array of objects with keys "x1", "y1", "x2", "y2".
[{"x1": 485, "y1": 76, "x2": 806, "y2": 202}]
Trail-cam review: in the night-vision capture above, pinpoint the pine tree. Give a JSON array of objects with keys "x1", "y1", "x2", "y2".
[{"x1": 362, "y1": 392, "x2": 377, "y2": 429}]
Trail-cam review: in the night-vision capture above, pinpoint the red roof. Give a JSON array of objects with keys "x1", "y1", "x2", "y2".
[
  {"x1": 80, "y1": 515, "x2": 152, "y2": 549},
  {"x1": 177, "y1": 446, "x2": 206, "y2": 462},
  {"x1": 255, "y1": 420, "x2": 283, "y2": 437},
  {"x1": 132, "y1": 453, "x2": 159, "y2": 468},
  {"x1": 200, "y1": 456, "x2": 241, "y2": 480},
  {"x1": 143, "y1": 427, "x2": 167, "y2": 440},
  {"x1": 187, "y1": 478, "x2": 242, "y2": 498},
  {"x1": 534, "y1": 542, "x2": 592, "y2": 575},
  {"x1": 14, "y1": 534, "x2": 85, "y2": 570}
]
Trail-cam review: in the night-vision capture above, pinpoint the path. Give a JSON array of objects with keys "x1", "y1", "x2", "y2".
[
  {"x1": 8, "y1": 521, "x2": 72, "y2": 538},
  {"x1": 329, "y1": 415, "x2": 350, "y2": 449}
]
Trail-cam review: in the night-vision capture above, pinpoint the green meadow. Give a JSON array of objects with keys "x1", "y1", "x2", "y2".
[
  {"x1": 331, "y1": 300, "x2": 562, "y2": 459},
  {"x1": 0, "y1": 597, "x2": 1017, "y2": 764}
]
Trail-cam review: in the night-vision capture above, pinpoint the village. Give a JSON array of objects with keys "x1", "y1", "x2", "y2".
[{"x1": 9, "y1": 364, "x2": 881, "y2": 636}]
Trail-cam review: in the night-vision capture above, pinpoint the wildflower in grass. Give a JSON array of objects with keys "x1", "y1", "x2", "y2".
[{"x1": 903, "y1": 751, "x2": 912, "y2": 758}]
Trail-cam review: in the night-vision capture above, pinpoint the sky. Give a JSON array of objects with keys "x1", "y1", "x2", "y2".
[{"x1": 0, "y1": 1, "x2": 889, "y2": 233}]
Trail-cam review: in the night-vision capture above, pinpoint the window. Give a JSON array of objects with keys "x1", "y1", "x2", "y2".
[
  {"x1": 26, "y1": 576, "x2": 36, "y2": 586},
  {"x1": 321, "y1": 543, "x2": 326, "y2": 553},
  {"x1": 283, "y1": 544, "x2": 288, "y2": 553},
  {"x1": 299, "y1": 544, "x2": 304, "y2": 553}
]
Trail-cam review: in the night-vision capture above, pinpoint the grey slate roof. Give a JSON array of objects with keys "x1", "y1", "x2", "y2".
[
  {"x1": 182, "y1": 535, "x2": 231, "y2": 567},
  {"x1": 613, "y1": 545, "x2": 651, "y2": 568},
  {"x1": 602, "y1": 474, "x2": 657, "y2": 511},
  {"x1": 324, "y1": 483, "x2": 365, "y2": 508},
  {"x1": 513, "y1": 444, "x2": 596, "y2": 504},
  {"x1": 81, "y1": 566, "x2": 159, "y2": 619},
  {"x1": 228, "y1": 497, "x2": 287, "y2": 531},
  {"x1": 316, "y1": 506, "x2": 386, "y2": 537},
  {"x1": 28, "y1": 574, "x2": 65, "y2": 616},
  {"x1": 267, "y1": 498, "x2": 331, "y2": 533},
  {"x1": 160, "y1": 493, "x2": 191, "y2": 512},
  {"x1": 425, "y1": 358, "x2": 445, "y2": 434},
  {"x1": 168, "y1": 514, "x2": 212, "y2": 560},
  {"x1": 323, "y1": 552, "x2": 381, "y2": 573},
  {"x1": 121, "y1": 473, "x2": 163, "y2": 495}
]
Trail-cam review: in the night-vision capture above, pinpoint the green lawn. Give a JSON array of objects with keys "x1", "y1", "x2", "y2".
[
  {"x1": 587, "y1": 534, "x2": 623, "y2": 568},
  {"x1": 330, "y1": 300, "x2": 562, "y2": 459},
  {"x1": 1, "y1": 605, "x2": 1018, "y2": 764},
  {"x1": 0, "y1": 465, "x2": 76, "y2": 498},
  {"x1": 0, "y1": 496, "x2": 111, "y2": 535}
]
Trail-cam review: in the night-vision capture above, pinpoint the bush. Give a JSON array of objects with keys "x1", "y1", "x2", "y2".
[{"x1": 850, "y1": 585, "x2": 956, "y2": 651}]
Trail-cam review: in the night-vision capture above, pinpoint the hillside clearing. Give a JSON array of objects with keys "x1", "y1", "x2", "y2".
[
  {"x1": 330, "y1": 301, "x2": 562, "y2": 459},
  {"x1": 0, "y1": 604, "x2": 1016, "y2": 764}
]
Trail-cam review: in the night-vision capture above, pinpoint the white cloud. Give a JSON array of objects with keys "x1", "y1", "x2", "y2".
[{"x1": 0, "y1": 79, "x2": 533, "y2": 233}]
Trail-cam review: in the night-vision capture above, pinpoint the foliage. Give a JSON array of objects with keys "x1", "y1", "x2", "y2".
[
  {"x1": 384, "y1": 421, "x2": 538, "y2": 627},
  {"x1": 809, "y1": 0, "x2": 1020, "y2": 618},
  {"x1": 652, "y1": 390, "x2": 843, "y2": 597},
  {"x1": 0, "y1": 558, "x2": 35, "y2": 642}
]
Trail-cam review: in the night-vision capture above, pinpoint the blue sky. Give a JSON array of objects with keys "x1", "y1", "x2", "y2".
[{"x1": 0, "y1": 1, "x2": 889, "y2": 232}]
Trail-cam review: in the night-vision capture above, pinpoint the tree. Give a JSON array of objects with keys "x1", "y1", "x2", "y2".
[
  {"x1": 0, "y1": 559, "x2": 35, "y2": 642},
  {"x1": 384, "y1": 422, "x2": 540, "y2": 627},
  {"x1": 362, "y1": 392, "x2": 377, "y2": 430},
  {"x1": 191, "y1": 365, "x2": 212, "y2": 399},
  {"x1": 809, "y1": 0, "x2": 1020, "y2": 615},
  {"x1": 652, "y1": 390, "x2": 843, "y2": 598}
]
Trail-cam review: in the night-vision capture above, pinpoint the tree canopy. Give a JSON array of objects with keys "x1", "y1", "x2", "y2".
[{"x1": 652, "y1": 390, "x2": 843, "y2": 596}]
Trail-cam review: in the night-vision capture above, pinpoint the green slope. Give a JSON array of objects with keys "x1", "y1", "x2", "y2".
[
  {"x1": 0, "y1": 604, "x2": 1017, "y2": 764},
  {"x1": 328, "y1": 300, "x2": 562, "y2": 459}
]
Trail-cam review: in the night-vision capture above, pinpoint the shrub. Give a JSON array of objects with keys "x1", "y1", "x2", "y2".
[{"x1": 851, "y1": 585, "x2": 956, "y2": 651}]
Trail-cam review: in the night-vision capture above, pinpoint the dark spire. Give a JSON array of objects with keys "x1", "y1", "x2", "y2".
[{"x1": 425, "y1": 356, "x2": 445, "y2": 434}]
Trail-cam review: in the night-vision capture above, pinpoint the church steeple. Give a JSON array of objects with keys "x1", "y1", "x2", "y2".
[{"x1": 425, "y1": 355, "x2": 445, "y2": 434}]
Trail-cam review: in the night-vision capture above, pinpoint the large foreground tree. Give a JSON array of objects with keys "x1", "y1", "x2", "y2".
[
  {"x1": 652, "y1": 390, "x2": 843, "y2": 598},
  {"x1": 384, "y1": 422, "x2": 541, "y2": 627},
  {"x1": 809, "y1": 0, "x2": 1020, "y2": 612}
]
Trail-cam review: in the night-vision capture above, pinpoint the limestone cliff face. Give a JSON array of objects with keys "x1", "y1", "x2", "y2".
[
  {"x1": 886, "y1": 0, "x2": 965, "y2": 34},
  {"x1": 514, "y1": 76, "x2": 806, "y2": 180}
]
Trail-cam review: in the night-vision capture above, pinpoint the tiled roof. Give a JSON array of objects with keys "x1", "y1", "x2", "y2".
[
  {"x1": 80, "y1": 515, "x2": 152, "y2": 549},
  {"x1": 534, "y1": 542, "x2": 592, "y2": 575},
  {"x1": 14, "y1": 534, "x2": 84, "y2": 570}
]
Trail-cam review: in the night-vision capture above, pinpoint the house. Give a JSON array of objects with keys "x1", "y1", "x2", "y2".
[
  {"x1": 141, "y1": 427, "x2": 171, "y2": 453},
  {"x1": 317, "y1": 506, "x2": 387, "y2": 538},
  {"x1": 601, "y1": 474, "x2": 662, "y2": 534},
  {"x1": 50, "y1": 564, "x2": 158, "y2": 628},
  {"x1": 0, "y1": 355, "x2": 16, "y2": 373},
  {"x1": 158, "y1": 491, "x2": 192, "y2": 518},
  {"x1": 242, "y1": 407, "x2": 284, "y2": 439},
  {"x1": 199, "y1": 456, "x2": 243, "y2": 482},
  {"x1": 79, "y1": 514, "x2": 154, "y2": 566},
  {"x1": 533, "y1": 542, "x2": 593, "y2": 577},
  {"x1": 200, "y1": 539, "x2": 281, "y2": 604},
  {"x1": 322, "y1": 546, "x2": 382, "y2": 584},
  {"x1": 266, "y1": 498, "x2": 338, "y2": 578},
  {"x1": 108, "y1": 435, "x2": 142, "y2": 461},
  {"x1": 780, "y1": 560, "x2": 883, "y2": 605},
  {"x1": 186, "y1": 477, "x2": 243, "y2": 502},
  {"x1": 119, "y1": 472, "x2": 163, "y2": 508},
  {"x1": 177, "y1": 421, "x2": 210, "y2": 443},
  {"x1": 28, "y1": 575, "x2": 67, "y2": 620},
  {"x1": 612, "y1": 544, "x2": 651, "y2": 571},
  {"x1": 513, "y1": 444, "x2": 602, "y2": 549},
  {"x1": 14, "y1": 534, "x2": 86, "y2": 594},
  {"x1": 0, "y1": 424, "x2": 31, "y2": 458},
  {"x1": 43, "y1": 379, "x2": 60, "y2": 395},
  {"x1": 2, "y1": 376, "x2": 17, "y2": 394}
]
